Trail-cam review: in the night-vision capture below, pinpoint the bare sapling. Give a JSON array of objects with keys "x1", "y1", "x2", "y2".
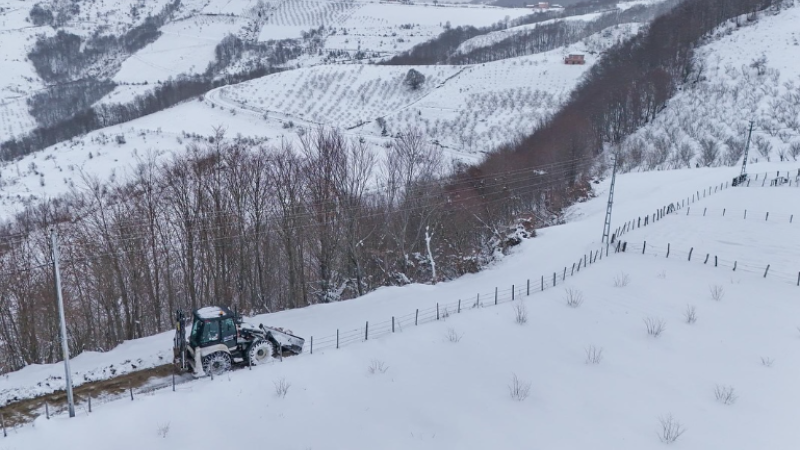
[
  {"x1": 445, "y1": 328, "x2": 463, "y2": 343},
  {"x1": 513, "y1": 303, "x2": 528, "y2": 324},
  {"x1": 508, "y1": 374, "x2": 531, "y2": 401},
  {"x1": 613, "y1": 272, "x2": 630, "y2": 287},
  {"x1": 274, "y1": 378, "x2": 291, "y2": 398},
  {"x1": 714, "y1": 384, "x2": 737, "y2": 405},
  {"x1": 644, "y1": 317, "x2": 666, "y2": 337},
  {"x1": 658, "y1": 414, "x2": 685, "y2": 444},
  {"x1": 368, "y1": 359, "x2": 389, "y2": 374},
  {"x1": 585, "y1": 345, "x2": 603, "y2": 364},
  {"x1": 709, "y1": 285, "x2": 725, "y2": 301},
  {"x1": 564, "y1": 288, "x2": 584, "y2": 308},
  {"x1": 684, "y1": 305, "x2": 697, "y2": 324}
]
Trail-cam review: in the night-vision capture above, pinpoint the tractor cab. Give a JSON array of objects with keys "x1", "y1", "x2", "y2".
[{"x1": 189, "y1": 306, "x2": 239, "y2": 352}]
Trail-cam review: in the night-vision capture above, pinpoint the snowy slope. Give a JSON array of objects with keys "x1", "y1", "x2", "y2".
[
  {"x1": 2, "y1": 160, "x2": 800, "y2": 449},
  {"x1": 619, "y1": 2, "x2": 800, "y2": 170},
  {"x1": 380, "y1": 24, "x2": 641, "y2": 152},
  {"x1": 113, "y1": 15, "x2": 249, "y2": 83},
  {"x1": 0, "y1": 21, "x2": 641, "y2": 218},
  {"x1": 215, "y1": 64, "x2": 465, "y2": 127}
]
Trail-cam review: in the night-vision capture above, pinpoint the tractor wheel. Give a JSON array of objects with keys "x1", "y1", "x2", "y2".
[
  {"x1": 247, "y1": 339, "x2": 275, "y2": 366},
  {"x1": 202, "y1": 351, "x2": 232, "y2": 376}
]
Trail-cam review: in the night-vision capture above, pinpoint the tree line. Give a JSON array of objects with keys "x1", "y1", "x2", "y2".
[
  {"x1": 448, "y1": 2, "x2": 681, "y2": 65},
  {"x1": 0, "y1": 127, "x2": 588, "y2": 372},
  {"x1": 383, "y1": 0, "x2": 622, "y2": 66}
]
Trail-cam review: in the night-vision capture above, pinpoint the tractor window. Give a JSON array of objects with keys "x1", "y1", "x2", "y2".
[
  {"x1": 189, "y1": 319, "x2": 203, "y2": 346},
  {"x1": 200, "y1": 320, "x2": 220, "y2": 345},
  {"x1": 221, "y1": 318, "x2": 236, "y2": 342}
]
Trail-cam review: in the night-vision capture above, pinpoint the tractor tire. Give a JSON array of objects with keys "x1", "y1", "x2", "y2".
[
  {"x1": 247, "y1": 339, "x2": 275, "y2": 366},
  {"x1": 202, "y1": 351, "x2": 232, "y2": 376}
]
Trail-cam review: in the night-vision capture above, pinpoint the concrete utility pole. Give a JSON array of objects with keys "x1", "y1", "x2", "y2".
[
  {"x1": 51, "y1": 228, "x2": 75, "y2": 418},
  {"x1": 602, "y1": 156, "x2": 617, "y2": 245},
  {"x1": 740, "y1": 120, "x2": 754, "y2": 179}
]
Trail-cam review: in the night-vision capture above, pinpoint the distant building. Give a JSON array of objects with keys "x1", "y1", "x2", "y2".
[
  {"x1": 564, "y1": 54, "x2": 585, "y2": 65},
  {"x1": 538, "y1": 2, "x2": 550, "y2": 8}
]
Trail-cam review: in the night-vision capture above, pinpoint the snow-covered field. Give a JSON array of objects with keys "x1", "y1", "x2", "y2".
[
  {"x1": 2, "y1": 160, "x2": 799, "y2": 449},
  {"x1": 113, "y1": 16, "x2": 249, "y2": 83},
  {"x1": 216, "y1": 64, "x2": 465, "y2": 127},
  {"x1": 619, "y1": 3, "x2": 800, "y2": 169}
]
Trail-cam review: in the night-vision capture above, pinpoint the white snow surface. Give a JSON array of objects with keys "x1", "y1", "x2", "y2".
[{"x1": 2, "y1": 160, "x2": 800, "y2": 450}]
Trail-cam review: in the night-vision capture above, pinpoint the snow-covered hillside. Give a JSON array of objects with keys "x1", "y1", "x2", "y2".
[
  {"x1": 3, "y1": 160, "x2": 799, "y2": 449},
  {"x1": 618, "y1": 2, "x2": 800, "y2": 170},
  {"x1": 113, "y1": 15, "x2": 250, "y2": 83}
]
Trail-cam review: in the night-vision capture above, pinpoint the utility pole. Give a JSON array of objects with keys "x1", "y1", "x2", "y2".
[
  {"x1": 51, "y1": 228, "x2": 75, "y2": 418},
  {"x1": 740, "y1": 120, "x2": 754, "y2": 179},
  {"x1": 602, "y1": 156, "x2": 617, "y2": 244}
]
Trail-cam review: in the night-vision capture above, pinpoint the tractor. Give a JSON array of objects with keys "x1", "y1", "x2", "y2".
[{"x1": 174, "y1": 306, "x2": 304, "y2": 376}]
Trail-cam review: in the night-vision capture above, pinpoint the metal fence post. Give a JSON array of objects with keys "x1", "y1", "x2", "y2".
[
  {"x1": 336, "y1": 329, "x2": 339, "y2": 349},
  {"x1": 365, "y1": 321, "x2": 369, "y2": 340}
]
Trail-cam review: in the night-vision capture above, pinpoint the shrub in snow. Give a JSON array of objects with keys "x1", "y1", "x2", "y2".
[
  {"x1": 760, "y1": 357, "x2": 774, "y2": 367},
  {"x1": 274, "y1": 378, "x2": 291, "y2": 398},
  {"x1": 585, "y1": 345, "x2": 603, "y2": 365},
  {"x1": 714, "y1": 384, "x2": 737, "y2": 405},
  {"x1": 644, "y1": 317, "x2": 666, "y2": 337},
  {"x1": 157, "y1": 422, "x2": 170, "y2": 438},
  {"x1": 658, "y1": 414, "x2": 685, "y2": 444},
  {"x1": 508, "y1": 374, "x2": 531, "y2": 402},
  {"x1": 613, "y1": 272, "x2": 630, "y2": 287},
  {"x1": 513, "y1": 303, "x2": 527, "y2": 325},
  {"x1": 445, "y1": 328, "x2": 463, "y2": 343},
  {"x1": 709, "y1": 285, "x2": 725, "y2": 302},
  {"x1": 684, "y1": 305, "x2": 697, "y2": 324},
  {"x1": 564, "y1": 288, "x2": 584, "y2": 308},
  {"x1": 368, "y1": 359, "x2": 389, "y2": 374}
]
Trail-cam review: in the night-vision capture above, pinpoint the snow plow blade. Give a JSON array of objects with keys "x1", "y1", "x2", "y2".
[{"x1": 261, "y1": 324, "x2": 305, "y2": 354}]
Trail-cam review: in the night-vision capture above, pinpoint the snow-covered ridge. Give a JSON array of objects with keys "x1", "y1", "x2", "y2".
[{"x1": 617, "y1": 1, "x2": 800, "y2": 171}]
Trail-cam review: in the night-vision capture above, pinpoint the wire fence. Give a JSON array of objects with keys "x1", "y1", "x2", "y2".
[
  {"x1": 682, "y1": 206, "x2": 796, "y2": 223},
  {"x1": 615, "y1": 240, "x2": 800, "y2": 287},
  {"x1": 735, "y1": 169, "x2": 800, "y2": 188},
  {"x1": 301, "y1": 243, "x2": 616, "y2": 354}
]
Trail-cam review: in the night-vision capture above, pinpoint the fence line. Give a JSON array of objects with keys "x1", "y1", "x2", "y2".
[
  {"x1": 300, "y1": 243, "x2": 615, "y2": 354},
  {"x1": 616, "y1": 240, "x2": 799, "y2": 287}
]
